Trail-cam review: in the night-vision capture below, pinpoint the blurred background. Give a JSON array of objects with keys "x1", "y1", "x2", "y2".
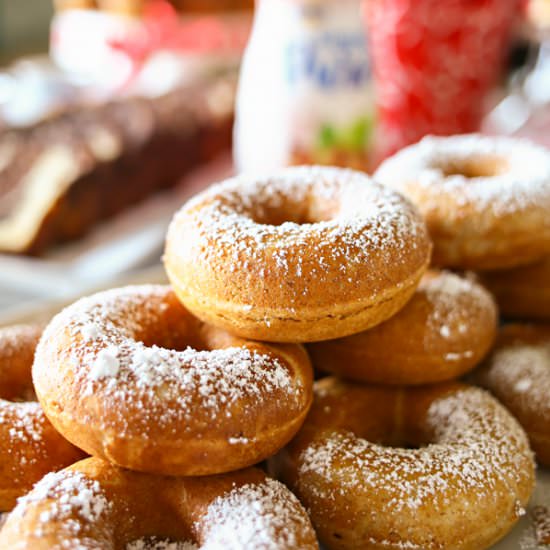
[
  {"x1": 0, "y1": 0, "x2": 546, "y2": 320},
  {"x1": 0, "y1": 1, "x2": 53, "y2": 63}
]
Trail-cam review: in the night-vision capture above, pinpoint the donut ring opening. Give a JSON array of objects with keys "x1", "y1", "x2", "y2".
[{"x1": 436, "y1": 155, "x2": 507, "y2": 179}]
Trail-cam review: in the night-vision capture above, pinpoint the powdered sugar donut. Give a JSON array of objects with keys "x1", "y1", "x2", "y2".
[
  {"x1": 32, "y1": 285, "x2": 313, "y2": 476},
  {"x1": 0, "y1": 457, "x2": 319, "y2": 549},
  {"x1": 164, "y1": 166, "x2": 432, "y2": 343},
  {"x1": 475, "y1": 324, "x2": 550, "y2": 466},
  {"x1": 0, "y1": 324, "x2": 84, "y2": 511},
  {"x1": 479, "y1": 256, "x2": 550, "y2": 320},
  {"x1": 375, "y1": 134, "x2": 550, "y2": 270},
  {"x1": 308, "y1": 271, "x2": 497, "y2": 385},
  {"x1": 272, "y1": 377, "x2": 534, "y2": 550}
]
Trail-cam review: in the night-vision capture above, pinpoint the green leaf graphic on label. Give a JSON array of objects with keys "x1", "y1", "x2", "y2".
[
  {"x1": 316, "y1": 116, "x2": 373, "y2": 153},
  {"x1": 319, "y1": 124, "x2": 338, "y2": 148}
]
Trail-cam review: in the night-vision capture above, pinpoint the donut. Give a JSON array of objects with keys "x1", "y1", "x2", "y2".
[
  {"x1": 374, "y1": 134, "x2": 550, "y2": 270},
  {"x1": 164, "y1": 166, "x2": 432, "y2": 343},
  {"x1": 272, "y1": 377, "x2": 534, "y2": 550},
  {"x1": 474, "y1": 323, "x2": 550, "y2": 466},
  {"x1": 308, "y1": 271, "x2": 498, "y2": 385},
  {"x1": 0, "y1": 457, "x2": 319, "y2": 549},
  {"x1": 0, "y1": 324, "x2": 84, "y2": 511},
  {"x1": 32, "y1": 285, "x2": 313, "y2": 476},
  {"x1": 478, "y1": 256, "x2": 550, "y2": 320}
]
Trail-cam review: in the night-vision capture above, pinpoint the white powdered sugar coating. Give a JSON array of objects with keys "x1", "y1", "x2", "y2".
[
  {"x1": 423, "y1": 271, "x2": 482, "y2": 298},
  {"x1": 421, "y1": 271, "x2": 494, "y2": 352},
  {"x1": 169, "y1": 166, "x2": 427, "y2": 297},
  {"x1": 298, "y1": 388, "x2": 531, "y2": 514},
  {"x1": 12, "y1": 470, "x2": 110, "y2": 543},
  {"x1": 0, "y1": 401, "x2": 43, "y2": 444},
  {"x1": 89, "y1": 347, "x2": 120, "y2": 380},
  {"x1": 200, "y1": 478, "x2": 310, "y2": 549},
  {"x1": 127, "y1": 539, "x2": 198, "y2": 550},
  {"x1": 36, "y1": 285, "x2": 301, "y2": 435},
  {"x1": 375, "y1": 134, "x2": 550, "y2": 215},
  {"x1": 0, "y1": 324, "x2": 40, "y2": 362},
  {"x1": 484, "y1": 343, "x2": 550, "y2": 422}
]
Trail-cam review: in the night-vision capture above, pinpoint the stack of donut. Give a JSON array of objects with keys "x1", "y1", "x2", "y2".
[
  {"x1": 0, "y1": 146, "x2": 546, "y2": 549},
  {"x1": 375, "y1": 134, "x2": 550, "y2": 469}
]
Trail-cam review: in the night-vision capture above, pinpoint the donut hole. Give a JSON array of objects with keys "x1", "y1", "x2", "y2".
[
  {"x1": 130, "y1": 300, "x2": 246, "y2": 355},
  {"x1": 243, "y1": 193, "x2": 339, "y2": 226},
  {"x1": 436, "y1": 156, "x2": 507, "y2": 179},
  {"x1": 10, "y1": 387, "x2": 37, "y2": 403},
  {"x1": 346, "y1": 418, "x2": 427, "y2": 450},
  {"x1": 375, "y1": 434, "x2": 424, "y2": 450},
  {"x1": 250, "y1": 207, "x2": 335, "y2": 226},
  {"x1": 133, "y1": 299, "x2": 212, "y2": 353}
]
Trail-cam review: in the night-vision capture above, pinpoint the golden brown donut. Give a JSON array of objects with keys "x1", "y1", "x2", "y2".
[
  {"x1": 164, "y1": 166, "x2": 432, "y2": 343},
  {"x1": 0, "y1": 457, "x2": 319, "y2": 549},
  {"x1": 478, "y1": 256, "x2": 550, "y2": 320},
  {"x1": 308, "y1": 271, "x2": 498, "y2": 385},
  {"x1": 272, "y1": 377, "x2": 535, "y2": 550},
  {"x1": 374, "y1": 134, "x2": 550, "y2": 270},
  {"x1": 33, "y1": 285, "x2": 313, "y2": 476},
  {"x1": 0, "y1": 324, "x2": 84, "y2": 511},
  {"x1": 474, "y1": 324, "x2": 550, "y2": 466}
]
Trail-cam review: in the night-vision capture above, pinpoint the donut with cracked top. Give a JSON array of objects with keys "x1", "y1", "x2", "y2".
[
  {"x1": 0, "y1": 457, "x2": 319, "y2": 549},
  {"x1": 164, "y1": 166, "x2": 432, "y2": 343},
  {"x1": 308, "y1": 271, "x2": 498, "y2": 385},
  {"x1": 32, "y1": 285, "x2": 313, "y2": 476},
  {"x1": 474, "y1": 323, "x2": 550, "y2": 466},
  {"x1": 0, "y1": 324, "x2": 84, "y2": 511},
  {"x1": 272, "y1": 377, "x2": 535, "y2": 550},
  {"x1": 374, "y1": 134, "x2": 550, "y2": 270}
]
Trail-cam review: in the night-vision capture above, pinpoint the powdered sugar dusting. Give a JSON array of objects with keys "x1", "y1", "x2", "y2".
[
  {"x1": 420, "y1": 271, "x2": 495, "y2": 355},
  {"x1": 483, "y1": 343, "x2": 550, "y2": 423},
  {"x1": 375, "y1": 134, "x2": 550, "y2": 216},
  {"x1": 35, "y1": 285, "x2": 303, "y2": 437},
  {"x1": 298, "y1": 387, "x2": 532, "y2": 514},
  {"x1": 0, "y1": 324, "x2": 41, "y2": 367},
  {"x1": 201, "y1": 478, "x2": 311, "y2": 549},
  {"x1": 0, "y1": 401, "x2": 44, "y2": 444},
  {"x1": 12, "y1": 470, "x2": 110, "y2": 539},
  {"x1": 423, "y1": 271, "x2": 482, "y2": 298},
  {"x1": 89, "y1": 346, "x2": 120, "y2": 380}
]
